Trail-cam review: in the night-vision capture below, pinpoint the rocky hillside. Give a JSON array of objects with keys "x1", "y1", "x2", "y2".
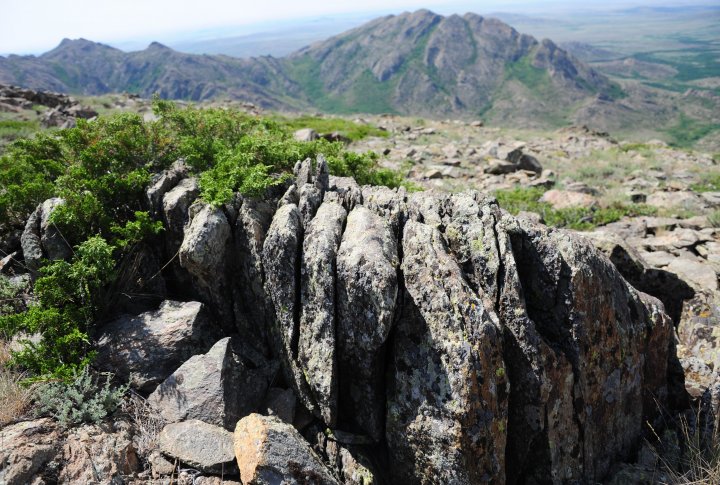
[
  {"x1": 1, "y1": 99, "x2": 719, "y2": 483},
  {"x1": 0, "y1": 11, "x2": 622, "y2": 126}
]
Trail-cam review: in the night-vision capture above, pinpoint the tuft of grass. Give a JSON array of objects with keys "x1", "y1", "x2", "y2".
[
  {"x1": 708, "y1": 210, "x2": 720, "y2": 228},
  {"x1": 691, "y1": 173, "x2": 720, "y2": 193}
]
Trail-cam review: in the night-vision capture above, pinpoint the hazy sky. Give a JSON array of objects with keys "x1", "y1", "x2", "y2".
[{"x1": 0, "y1": 0, "x2": 712, "y2": 55}]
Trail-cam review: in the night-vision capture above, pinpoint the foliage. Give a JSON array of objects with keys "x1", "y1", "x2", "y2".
[
  {"x1": 0, "y1": 275, "x2": 27, "y2": 317},
  {"x1": 665, "y1": 114, "x2": 719, "y2": 149},
  {"x1": 0, "y1": 100, "x2": 403, "y2": 379},
  {"x1": 34, "y1": 365, "x2": 127, "y2": 427},
  {"x1": 0, "y1": 237, "x2": 116, "y2": 379},
  {"x1": 495, "y1": 186, "x2": 656, "y2": 231},
  {"x1": 708, "y1": 210, "x2": 720, "y2": 228}
]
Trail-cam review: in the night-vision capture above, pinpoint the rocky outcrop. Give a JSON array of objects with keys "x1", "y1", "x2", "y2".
[
  {"x1": 234, "y1": 414, "x2": 339, "y2": 484},
  {"x1": 95, "y1": 300, "x2": 218, "y2": 393}
]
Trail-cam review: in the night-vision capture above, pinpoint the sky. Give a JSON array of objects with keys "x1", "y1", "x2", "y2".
[{"x1": 0, "y1": 0, "x2": 713, "y2": 55}]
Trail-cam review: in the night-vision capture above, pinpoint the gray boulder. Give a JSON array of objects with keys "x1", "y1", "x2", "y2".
[
  {"x1": 148, "y1": 337, "x2": 275, "y2": 430},
  {"x1": 159, "y1": 420, "x2": 236, "y2": 474},
  {"x1": 336, "y1": 206, "x2": 398, "y2": 441},
  {"x1": 20, "y1": 197, "x2": 72, "y2": 272},
  {"x1": 234, "y1": 414, "x2": 339, "y2": 484},
  {"x1": 146, "y1": 160, "x2": 188, "y2": 216},
  {"x1": 179, "y1": 203, "x2": 234, "y2": 331},
  {"x1": 95, "y1": 300, "x2": 218, "y2": 393},
  {"x1": 161, "y1": 177, "x2": 199, "y2": 251}
]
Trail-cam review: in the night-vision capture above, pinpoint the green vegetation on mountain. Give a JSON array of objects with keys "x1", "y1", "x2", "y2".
[{"x1": 0, "y1": 101, "x2": 402, "y2": 379}]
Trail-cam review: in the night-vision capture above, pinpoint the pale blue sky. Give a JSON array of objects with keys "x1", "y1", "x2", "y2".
[{"x1": 0, "y1": 0, "x2": 712, "y2": 55}]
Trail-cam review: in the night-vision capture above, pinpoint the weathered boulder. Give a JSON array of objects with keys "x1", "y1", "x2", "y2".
[
  {"x1": 58, "y1": 421, "x2": 139, "y2": 484},
  {"x1": 0, "y1": 418, "x2": 61, "y2": 485},
  {"x1": 293, "y1": 128, "x2": 318, "y2": 142},
  {"x1": 158, "y1": 420, "x2": 236, "y2": 474},
  {"x1": 506, "y1": 218, "x2": 674, "y2": 483},
  {"x1": 484, "y1": 158, "x2": 517, "y2": 175},
  {"x1": 298, "y1": 201, "x2": 347, "y2": 426},
  {"x1": 336, "y1": 206, "x2": 398, "y2": 441},
  {"x1": 20, "y1": 197, "x2": 72, "y2": 272},
  {"x1": 95, "y1": 300, "x2": 218, "y2": 393},
  {"x1": 179, "y1": 203, "x2": 234, "y2": 331},
  {"x1": 148, "y1": 337, "x2": 275, "y2": 430},
  {"x1": 387, "y1": 219, "x2": 508, "y2": 483},
  {"x1": 234, "y1": 414, "x2": 339, "y2": 484}
]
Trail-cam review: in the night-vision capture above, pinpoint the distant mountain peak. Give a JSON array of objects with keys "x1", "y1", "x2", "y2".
[{"x1": 147, "y1": 41, "x2": 171, "y2": 51}]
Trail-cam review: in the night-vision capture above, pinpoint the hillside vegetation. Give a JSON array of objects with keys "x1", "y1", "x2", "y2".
[{"x1": 0, "y1": 100, "x2": 400, "y2": 379}]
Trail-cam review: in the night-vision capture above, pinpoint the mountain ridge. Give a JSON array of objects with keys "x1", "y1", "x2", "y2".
[{"x1": 0, "y1": 10, "x2": 662, "y2": 129}]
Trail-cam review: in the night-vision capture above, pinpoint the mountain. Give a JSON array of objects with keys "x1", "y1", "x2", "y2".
[{"x1": 0, "y1": 10, "x2": 663, "y2": 127}]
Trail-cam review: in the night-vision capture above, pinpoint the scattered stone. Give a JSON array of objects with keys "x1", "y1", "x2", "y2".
[
  {"x1": 293, "y1": 128, "x2": 318, "y2": 142},
  {"x1": 424, "y1": 168, "x2": 443, "y2": 179},
  {"x1": 159, "y1": 420, "x2": 236, "y2": 474},
  {"x1": 484, "y1": 158, "x2": 517, "y2": 175},
  {"x1": 540, "y1": 189, "x2": 597, "y2": 209}
]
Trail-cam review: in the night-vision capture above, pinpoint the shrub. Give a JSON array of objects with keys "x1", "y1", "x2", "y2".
[
  {"x1": 0, "y1": 100, "x2": 403, "y2": 379},
  {"x1": 0, "y1": 237, "x2": 116, "y2": 379},
  {"x1": 34, "y1": 365, "x2": 127, "y2": 427}
]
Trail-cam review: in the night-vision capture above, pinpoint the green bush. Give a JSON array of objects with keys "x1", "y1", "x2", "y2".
[
  {"x1": 690, "y1": 173, "x2": 720, "y2": 193},
  {"x1": 0, "y1": 100, "x2": 403, "y2": 379},
  {"x1": 0, "y1": 237, "x2": 116, "y2": 379},
  {"x1": 34, "y1": 365, "x2": 127, "y2": 427}
]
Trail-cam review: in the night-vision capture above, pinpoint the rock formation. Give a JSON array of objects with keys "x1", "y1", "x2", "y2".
[{"x1": 1, "y1": 156, "x2": 690, "y2": 483}]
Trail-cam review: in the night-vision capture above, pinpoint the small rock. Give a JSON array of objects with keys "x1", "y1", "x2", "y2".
[
  {"x1": 293, "y1": 128, "x2": 318, "y2": 142},
  {"x1": 159, "y1": 420, "x2": 236, "y2": 474},
  {"x1": 484, "y1": 158, "x2": 517, "y2": 175},
  {"x1": 540, "y1": 189, "x2": 597, "y2": 209},
  {"x1": 95, "y1": 300, "x2": 218, "y2": 393},
  {"x1": 470, "y1": 120, "x2": 484, "y2": 127},
  {"x1": 424, "y1": 169, "x2": 443, "y2": 179},
  {"x1": 701, "y1": 192, "x2": 720, "y2": 207},
  {"x1": 234, "y1": 414, "x2": 338, "y2": 484}
]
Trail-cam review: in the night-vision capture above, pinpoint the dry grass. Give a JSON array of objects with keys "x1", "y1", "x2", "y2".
[
  {"x1": 652, "y1": 407, "x2": 720, "y2": 485},
  {"x1": 121, "y1": 391, "x2": 166, "y2": 455},
  {"x1": 0, "y1": 340, "x2": 35, "y2": 426}
]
